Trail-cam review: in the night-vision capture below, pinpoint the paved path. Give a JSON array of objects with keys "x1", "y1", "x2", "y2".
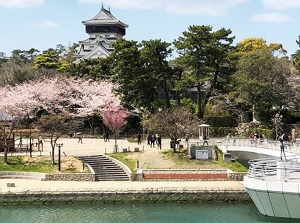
[
  {"x1": 0, "y1": 179, "x2": 245, "y2": 193},
  {"x1": 11, "y1": 137, "x2": 174, "y2": 157},
  {"x1": 0, "y1": 137, "x2": 246, "y2": 193}
]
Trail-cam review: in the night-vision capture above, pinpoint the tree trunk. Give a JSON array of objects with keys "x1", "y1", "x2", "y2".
[
  {"x1": 162, "y1": 79, "x2": 171, "y2": 108},
  {"x1": 3, "y1": 145, "x2": 8, "y2": 164},
  {"x1": 50, "y1": 137, "x2": 56, "y2": 164},
  {"x1": 252, "y1": 104, "x2": 259, "y2": 123},
  {"x1": 88, "y1": 117, "x2": 95, "y2": 135},
  {"x1": 196, "y1": 84, "x2": 203, "y2": 119},
  {"x1": 2, "y1": 130, "x2": 8, "y2": 164},
  {"x1": 114, "y1": 134, "x2": 118, "y2": 153}
]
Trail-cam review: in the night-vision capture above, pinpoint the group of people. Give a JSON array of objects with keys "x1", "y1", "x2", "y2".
[
  {"x1": 146, "y1": 133, "x2": 161, "y2": 148},
  {"x1": 103, "y1": 132, "x2": 110, "y2": 142},
  {"x1": 250, "y1": 133, "x2": 264, "y2": 144}
]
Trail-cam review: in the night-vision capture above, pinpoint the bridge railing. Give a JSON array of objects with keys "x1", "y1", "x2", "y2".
[
  {"x1": 247, "y1": 155, "x2": 300, "y2": 181},
  {"x1": 211, "y1": 137, "x2": 300, "y2": 154}
]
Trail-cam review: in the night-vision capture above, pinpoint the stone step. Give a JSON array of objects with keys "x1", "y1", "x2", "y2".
[{"x1": 78, "y1": 155, "x2": 130, "y2": 181}]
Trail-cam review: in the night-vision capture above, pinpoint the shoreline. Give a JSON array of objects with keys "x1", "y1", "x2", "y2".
[{"x1": 0, "y1": 179, "x2": 251, "y2": 205}]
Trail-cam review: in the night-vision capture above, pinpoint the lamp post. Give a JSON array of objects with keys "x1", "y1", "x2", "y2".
[{"x1": 56, "y1": 143, "x2": 63, "y2": 171}]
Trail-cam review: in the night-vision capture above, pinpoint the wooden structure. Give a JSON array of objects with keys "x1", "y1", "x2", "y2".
[
  {"x1": 0, "y1": 129, "x2": 40, "y2": 153},
  {"x1": 0, "y1": 111, "x2": 14, "y2": 152}
]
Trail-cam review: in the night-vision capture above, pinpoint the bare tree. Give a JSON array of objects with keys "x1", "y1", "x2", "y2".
[
  {"x1": 146, "y1": 107, "x2": 200, "y2": 152},
  {"x1": 34, "y1": 113, "x2": 82, "y2": 164}
]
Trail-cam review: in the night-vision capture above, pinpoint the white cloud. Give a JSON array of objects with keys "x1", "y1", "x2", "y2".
[
  {"x1": 0, "y1": 0, "x2": 44, "y2": 8},
  {"x1": 30, "y1": 20, "x2": 59, "y2": 30},
  {"x1": 165, "y1": 0, "x2": 251, "y2": 16},
  {"x1": 79, "y1": 0, "x2": 250, "y2": 16},
  {"x1": 262, "y1": 0, "x2": 300, "y2": 10},
  {"x1": 79, "y1": 0, "x2": 162, "y2": 9},
  {"x1": 252, "y1": 12, "x2": 292, "y2": 23}
]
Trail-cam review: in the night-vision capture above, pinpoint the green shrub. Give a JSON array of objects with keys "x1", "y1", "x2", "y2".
[{"x1": 205, "y1": 116, "x2": 238, "y2": 127}]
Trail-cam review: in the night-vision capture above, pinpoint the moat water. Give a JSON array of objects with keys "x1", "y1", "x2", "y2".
[{"x1": 0, "y1": 203, "x2": 298, "y2": 223}]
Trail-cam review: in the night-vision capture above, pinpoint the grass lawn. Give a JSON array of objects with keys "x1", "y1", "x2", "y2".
[
  {"x1": 0, "y1": 156, "x2": 90, "y2": 173},
  {"x1": 108, "y1": 153, "x2": 137, "y2": 173},
  {"x1": 107, "y1": 148, "x2": 248, "y2": 173},
  {"x1": 162, "y1": 149, "x2": 248, "y2": 172}
]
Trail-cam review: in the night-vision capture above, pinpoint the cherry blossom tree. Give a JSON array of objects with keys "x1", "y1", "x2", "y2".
[
  {"x1": 0, "y1": 77, "x2": 120, "y2": 162},
  {"x1": 102, "y1": 104, "x2": 128, "y2": 152},
  {"x1": 0, "y1": 77, "x2": 120, "y2": 119},
  {"x1": 67, "y1": 78, "x2": 120, "y2": 133}
]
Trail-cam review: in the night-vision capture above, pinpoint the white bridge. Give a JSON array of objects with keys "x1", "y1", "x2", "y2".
[{"x1": 218, "y1": 138, "x2": 300, "y2": 219}]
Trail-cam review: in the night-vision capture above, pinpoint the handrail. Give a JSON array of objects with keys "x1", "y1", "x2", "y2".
[{"x1": 247, "y1": 156, "x2": 300, "y2": 181}]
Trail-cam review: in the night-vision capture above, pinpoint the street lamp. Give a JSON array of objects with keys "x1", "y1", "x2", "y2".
[{"x1": 56, "y1": 143, "x2": 63, "y2": 171}]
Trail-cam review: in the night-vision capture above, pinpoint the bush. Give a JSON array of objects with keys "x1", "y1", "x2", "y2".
[
  {"x1": 210, "y1": 127, "x2": 236, "y2": 137},
  {"x1": 205, "y1": 116, "x2": 238, "y2": 127},
  {"x1": 245, "y1": 128, "x2": 274, "y2": 139}
]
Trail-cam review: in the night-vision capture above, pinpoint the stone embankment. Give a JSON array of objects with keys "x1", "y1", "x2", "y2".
[
  {"x1": 0, "y1": 187, "x2": 250, "y2": 205},
  {"x1": 0, "y1": 170, "x2": 249, "y2": 205}
]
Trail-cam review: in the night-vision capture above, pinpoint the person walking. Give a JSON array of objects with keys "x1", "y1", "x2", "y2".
[
  {"x1": 106, "y1": 132, "x2": 110, "y2": 142},
  {"x1": 137, "y1": 133, "x2": 142, "y2": 145},
  {"x1": 150, "y1": 134, "x2": 156, "y2": 148},
  {"x1": 157, "y1": 134, "x2": 161, "y2": 149},
  {"x1": 77, "y1": 132, "x2": 83, "y2": 144},
  {"x1": 38, "y1": 135, "x2": 43, "y2": 151},
  {"x1": 103, "y1": 132, "x2": 107, "y2": 142}
]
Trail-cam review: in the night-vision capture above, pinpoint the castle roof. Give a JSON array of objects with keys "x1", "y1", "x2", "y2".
[{"x1": 82, "y1": 5, "x2": 128, "y2": 28}]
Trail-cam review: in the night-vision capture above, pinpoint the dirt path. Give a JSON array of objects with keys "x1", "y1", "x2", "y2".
[{"x1": 126, "y1": 149, "x2": 176, "y2": 169}]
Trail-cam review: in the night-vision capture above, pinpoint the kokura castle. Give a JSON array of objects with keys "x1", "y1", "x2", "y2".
[{"x1": 74, "y1": 5, "x2": 128, "y2": 63}]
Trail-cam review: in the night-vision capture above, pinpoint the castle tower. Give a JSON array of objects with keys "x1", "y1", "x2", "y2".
[{"x1": 74, "y1": 5, "x2": 128, "y2": 63}]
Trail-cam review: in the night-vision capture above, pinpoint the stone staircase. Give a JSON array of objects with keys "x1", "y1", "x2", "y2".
[{"x1": 78, "y1": 155, "x2": 130, "y2": 181}]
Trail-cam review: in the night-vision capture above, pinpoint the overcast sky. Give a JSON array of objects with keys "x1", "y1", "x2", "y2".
[{"x1": 0, "y1": 0, "x2": 300, "y2": 57}]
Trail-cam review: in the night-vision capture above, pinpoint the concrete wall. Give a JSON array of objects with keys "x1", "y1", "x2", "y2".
[
  {"x1": 0, "y1": 190, "x2": 251, "y2": 206},
  {"x1": 0, "y1": 171, "x2": 246, "y2": 182},
  {"x1": 131, "y1": 169, "x2": 247, "y2": 181},
  {"x1": 45, "y1": 174, "x2": 95, "y2": 181}
]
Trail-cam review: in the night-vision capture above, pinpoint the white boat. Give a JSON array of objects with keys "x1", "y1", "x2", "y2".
[{"x1": 244, "y1": 155, "x2": 300, "y2": 218}]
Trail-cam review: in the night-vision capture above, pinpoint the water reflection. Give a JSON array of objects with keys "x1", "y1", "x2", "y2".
[{"x1": 0, "y1": 203, "x2": 298, "y2": 223}]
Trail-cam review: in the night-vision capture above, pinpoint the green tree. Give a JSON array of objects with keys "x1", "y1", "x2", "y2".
[
  {"x1": 68, "y1": 57, "x2": 111, "y2": 79},
  {"x1": 173, "y1": 25, "x2": 235, "y2": 118},
  {"x1": 33, "y1": 48, "x2": 60, "y2": 69},
  {"x1": 110, "y1": 38, "x2": 177, "y2": 111},
  {"x1": 0, "y1": 48, "x2": 41, "y2": 86},
  {"x1": 291, "y1": 36, "x2": 300, "y2": 73},
  {"x1": 236, "y1": 37, "x2": 286, "y2": 57},
  {"x1": 109, "y1": 39, "x2": 148, "y2": 109},
  {"x1": 232, "y1": 49, "x2": 296, "y2": 125},
  {"x1": 140, "y1": 39, "x2": 174, "y2": 108},
  {"x1": 11, "y1": 48, "x2": 40, "y2": 63}
]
